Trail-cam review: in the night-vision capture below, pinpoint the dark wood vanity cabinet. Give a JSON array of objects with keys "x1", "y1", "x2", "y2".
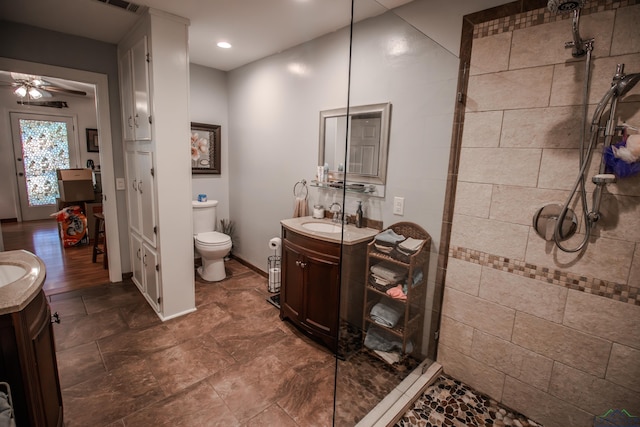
[
  {"x1": 0, "y1": 289, "x2": 63, "y2": 427},
  {"x1": 280, "y1": 226, "x2": 371, "y2": 354},
  {"x1": 281, "y1": 228, "x2": 341, "y2": 352}
]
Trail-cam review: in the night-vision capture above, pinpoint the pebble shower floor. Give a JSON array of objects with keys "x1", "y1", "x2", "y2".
[{"x1": 396, "y1": 374, "x2": 543, "y2": 427}]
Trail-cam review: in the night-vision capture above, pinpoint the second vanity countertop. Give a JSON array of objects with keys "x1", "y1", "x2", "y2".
[
  {"x1": 0, "y1": 250, "x2": 47, "y2": 316},
  {"x1": 281, "y1": 216, "x2": 379, "y2": 245}
]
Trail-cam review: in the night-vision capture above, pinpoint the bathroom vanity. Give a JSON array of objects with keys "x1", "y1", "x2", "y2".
[
  {"x1": 280, "y1": 217, "x2": 378, "y2": 353},
  {"x1": 0, "y1": 250, "x2": 63, "y2": 427}
]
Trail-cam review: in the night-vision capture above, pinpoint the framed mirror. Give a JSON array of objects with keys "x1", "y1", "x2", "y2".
[{"x1": 319, "y1": 102, "x2": 391, "y2": 188}]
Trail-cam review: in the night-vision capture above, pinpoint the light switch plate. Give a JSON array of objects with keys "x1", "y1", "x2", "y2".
[
  {"x1": 393, "y1": 196, "x2": 404, "y2": 215},
  {"x1": 116, "y1": 178, "x2": 125, "y2": 190}
]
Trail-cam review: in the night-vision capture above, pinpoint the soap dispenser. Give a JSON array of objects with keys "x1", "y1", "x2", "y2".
[{"x1": 355, "y1": 201, "x2": 363, "y2": 228}]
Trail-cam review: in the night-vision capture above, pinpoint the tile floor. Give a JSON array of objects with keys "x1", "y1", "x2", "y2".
[
  {"x1": 51, "y1": 258, "x2": 540, "y2": 427},
  {"x1": 51, "y1": 259, "x2": 413, "y2": 426}
]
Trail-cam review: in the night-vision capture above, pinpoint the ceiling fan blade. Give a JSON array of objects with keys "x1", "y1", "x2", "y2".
[{"x1": 39, "y1": 85, "x2": 87, "y2": 96}]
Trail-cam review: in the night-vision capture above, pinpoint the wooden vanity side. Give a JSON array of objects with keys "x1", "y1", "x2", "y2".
[{"x1": 0, "y1": 290, "x2": 63, "y2": 426}]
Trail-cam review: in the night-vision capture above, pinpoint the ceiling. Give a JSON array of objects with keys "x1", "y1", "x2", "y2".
[{"x1": 0, "y1": 0, "x2": 415, "y2": 71}]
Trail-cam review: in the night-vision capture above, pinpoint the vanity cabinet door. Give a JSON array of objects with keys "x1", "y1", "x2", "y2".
[
  {"x1": 0, "y1": 290, "x2": 64, "y2": 427},
  {"x1": 280, "y1": 230, "x2": 341, "y2": 352},
  {"x1": 302, "y1": 249, "x2": 340, "y2": 340},
  {"x1": 281, "y1": 239, "x2": 304, "y2": 319}
]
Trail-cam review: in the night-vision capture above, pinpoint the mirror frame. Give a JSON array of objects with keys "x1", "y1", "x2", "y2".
[{"x1": 318, "y1": 102, "x2": 391, "y2": 186}]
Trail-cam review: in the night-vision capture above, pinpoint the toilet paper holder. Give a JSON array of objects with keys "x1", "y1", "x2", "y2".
[{"x1": 267, "y1": 255, "x2": 281, "y2": 294}]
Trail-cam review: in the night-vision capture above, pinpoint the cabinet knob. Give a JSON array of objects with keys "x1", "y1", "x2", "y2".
[
  {"x1": 138, "y1": 181, "x2": 143, "y2": 193},
  {"x1": 128, "y1": 116, "x2": 133, "y2": 128},
  {"x1": 132, "y1": 179, "x2": 137, "y2": 191}
]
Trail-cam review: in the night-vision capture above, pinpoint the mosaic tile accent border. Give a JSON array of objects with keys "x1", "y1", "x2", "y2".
[
  {"x1": 473, "y1": 0, "x2": 640, "y2": 39},
  {"x1": 396, "y1": 374, "x2": 543, "y2": 427},
  {"x1": 449, "y1": 245, "x2": 640, "y2": 306}
]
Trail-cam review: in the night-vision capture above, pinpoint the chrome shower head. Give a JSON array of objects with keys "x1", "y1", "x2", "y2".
[
  {"x1": 548, "y1": 0, "x2": 586, "y2": 14},
  {"x1": 614, "y1": 73, "x2": 640, "y2": 97}
]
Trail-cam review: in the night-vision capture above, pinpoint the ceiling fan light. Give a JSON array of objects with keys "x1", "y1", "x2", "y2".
[
  {"x1": 14, "y1": 86, "x2": 27, "y2": 97},
  {"x1": 29, "y1": 87, "x2": 43, "y2": 99}
]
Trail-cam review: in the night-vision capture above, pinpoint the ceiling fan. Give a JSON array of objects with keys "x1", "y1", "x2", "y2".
[{"x1": 1, "y1": 72, "x2": 87, "y2": 100}]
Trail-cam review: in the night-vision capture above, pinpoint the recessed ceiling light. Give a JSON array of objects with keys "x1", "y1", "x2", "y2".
[{"x1": 217, "y1": 42, "x2": 232, "y2": 49}]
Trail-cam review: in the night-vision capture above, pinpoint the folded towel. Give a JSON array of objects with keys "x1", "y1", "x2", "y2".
[
  {"x1": 386, "y1": 284, "x2": 407, "y2": 301},
  {"x1": 374, "y1": 229, "x2": 406, "y2": 245},
  {"x1": 370, "y1": 262, "x2": 406, "y2": 283},
  {"x1": 370, "y1": 301, "x2": 403, "y2": 328},
  {"x1": 398, "y1": 237, "x2": 424, "y2": 253},
  {"x1": 374, "y1": 244, "x2": 394, "y2": 254},
  {"x1": 369, "y1": 276, "x2": 395, "y2": 292},
  {"x1": 364, "y1": 326, "x2": 413, "y2": 353}
]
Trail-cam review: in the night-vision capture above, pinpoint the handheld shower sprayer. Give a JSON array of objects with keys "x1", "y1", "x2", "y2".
[{"x1": 547, "y1": 0, "x2": 588, "y2": 57}]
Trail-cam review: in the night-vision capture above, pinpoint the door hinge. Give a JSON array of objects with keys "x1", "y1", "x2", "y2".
[
  {"x1": 150, "y1": 167, "x2": 154, "y2": 177},
  {"x1": 434, "y1": 330, "x2": 440, "y2": 340},
  {"x1": 153, "y1": 225, "x2": 157, "y2": 234},
  {"x1": 146, "y1": 53, "x2": 150, "y2": 63},
  {"x1": 157, "y1": 296, "x2": 161, "y2": 304},
  {"x1": 457, "y1": 92, "x2": 464, "y2": 103},
  {"x1": 155, "y1": 264, "x2": 159, "y2": 271},
  {"x1": 148, "y1": 115, "x2": 152, "y2": 124}
]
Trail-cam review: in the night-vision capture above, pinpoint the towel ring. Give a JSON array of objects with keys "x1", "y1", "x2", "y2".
[{"x1": 293, "y1": 179, "x2": 308, "y2": 199}]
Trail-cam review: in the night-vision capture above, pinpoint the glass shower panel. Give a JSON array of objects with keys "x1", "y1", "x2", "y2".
[{"x1": 333, "y1": 0, "x2": 460, "y2": 424}]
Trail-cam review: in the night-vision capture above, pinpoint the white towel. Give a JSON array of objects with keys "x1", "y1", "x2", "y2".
[{"x1": 293, "y1": 197, "x2": 308, "y2": 217}]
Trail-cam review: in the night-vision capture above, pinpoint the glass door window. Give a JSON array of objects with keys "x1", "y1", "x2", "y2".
[{"x1": 10, "y1": 113, "x2": 77, "y2": 220}]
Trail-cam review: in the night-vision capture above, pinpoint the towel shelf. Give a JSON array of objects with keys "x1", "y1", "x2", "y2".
[{"x1": 362, "y1": 221, "x2": 431, "y2": 364}]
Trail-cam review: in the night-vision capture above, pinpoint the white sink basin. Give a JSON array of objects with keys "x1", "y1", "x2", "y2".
[
  {"x1": 0, "y1": 264, "x2": 27, "y2": 288},
  {"x1": 301, "y1": 222, "x2": 343, "y2": 234}
]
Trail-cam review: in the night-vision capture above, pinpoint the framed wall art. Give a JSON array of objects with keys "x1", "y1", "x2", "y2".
[
  {"x1": 190, "y1": 122, "x2": 221, "y2": 174},
  {"x1": 86, "y1": 128, "x2": 99, "y2": 152}
]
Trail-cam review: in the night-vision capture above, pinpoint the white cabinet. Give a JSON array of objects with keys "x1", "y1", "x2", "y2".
[
  {"x1": 130, "y1": 230, "x2": 160, "y2": 311},
  {"x1": 119, "y1": 10, "x2": 194, "y2": 320},
  {"x1": 119, "y1": 36, "x2": 151, "y2": 142},
  {"x1": 125, "y1": 147, "x2": 158, "y2": 311},
  {"x1": 125, "y1": 149, "x2": 157, "y2": 247},
  {"x1": 130, "y1": 232, "x2": 143, "y2": 290}
]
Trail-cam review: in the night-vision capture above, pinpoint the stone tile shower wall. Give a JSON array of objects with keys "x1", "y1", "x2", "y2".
[{"x1": 438, "y1": 2, "x2": 640, "y2": 427}]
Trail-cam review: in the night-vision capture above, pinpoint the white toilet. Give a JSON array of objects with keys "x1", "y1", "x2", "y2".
[{"x1": 192, "y1": 200, "x2": 232, "y2": 282}]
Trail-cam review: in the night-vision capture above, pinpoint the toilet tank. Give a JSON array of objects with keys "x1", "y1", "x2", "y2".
[{"x1": 192, "y1": 200, "x2": 218, "y2": 234}]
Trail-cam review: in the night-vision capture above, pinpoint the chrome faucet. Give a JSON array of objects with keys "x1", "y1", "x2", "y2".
[{"x1": 329, "y1": 202, "x2": 342, "y2": 223}]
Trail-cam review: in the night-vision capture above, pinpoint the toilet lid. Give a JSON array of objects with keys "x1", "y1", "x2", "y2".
[{"x1": 196, "y1": 231, "x2": 231, "y2": 245}]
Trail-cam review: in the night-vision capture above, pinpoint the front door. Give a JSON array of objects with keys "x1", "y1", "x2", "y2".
[{"x1": 10, "y1": 113, "x2": 78, "y2": 221}]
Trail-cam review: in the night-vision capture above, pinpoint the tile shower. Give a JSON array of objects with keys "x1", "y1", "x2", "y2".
[{"x1": 437, "y1": 1, "x2": 640, "y2": 427}]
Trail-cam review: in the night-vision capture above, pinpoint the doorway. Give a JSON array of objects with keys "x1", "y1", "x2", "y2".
[
  {"x1": 0, "y1": 57, "x2": 123, "y2": 284},
  {"x1": 10, "y1": 112, "x2": 79, "y2": 221}
]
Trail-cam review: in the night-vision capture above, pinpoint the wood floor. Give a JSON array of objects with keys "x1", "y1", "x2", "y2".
[{"x1": 2, "y1": 218, "x2": 111, "y2": 295}]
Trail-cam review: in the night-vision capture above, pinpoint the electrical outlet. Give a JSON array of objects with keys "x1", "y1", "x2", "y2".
[
  {"x1": 116, "y1": 178, "x2": 125, "y2": 190},
  {"x1": 393, "y1": 196, "x2": 404, "y2": 215}
]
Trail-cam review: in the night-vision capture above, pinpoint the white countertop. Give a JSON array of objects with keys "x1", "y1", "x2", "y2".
[
  {"x1": 0, "y1": 250, "x2": 46, "y2": 315},
  {"x1": 281, "y1": 216, "x2": 379, "y2": 245}
]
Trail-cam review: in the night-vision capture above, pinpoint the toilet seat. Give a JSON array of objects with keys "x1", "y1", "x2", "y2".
[{"x1": 195, "y1": 231, "x2": 231, "y2": 246}]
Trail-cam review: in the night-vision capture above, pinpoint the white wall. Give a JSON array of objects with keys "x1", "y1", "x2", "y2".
[
  {"x1": 224, "y1": 0, "x2": 514, "y2": 272},
  {"x1": 225, "y1": 9, "x2": 458, "y2": 292},
  {"x1": 189, "y1": 64, "x2": 230, "y2": 224}
]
